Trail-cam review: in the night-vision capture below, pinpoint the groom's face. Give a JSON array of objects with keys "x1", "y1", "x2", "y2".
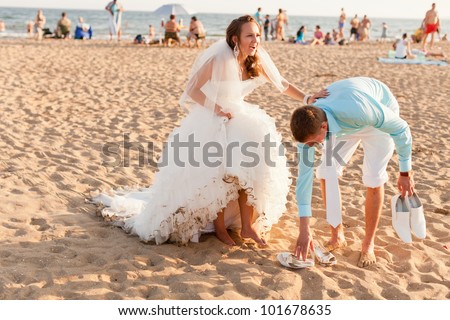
[{"x1": 302, "y1": 122, "x2": 328, "y2": 147}]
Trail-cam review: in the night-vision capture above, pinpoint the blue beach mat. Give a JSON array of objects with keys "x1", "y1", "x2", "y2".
[{"x1": 378, "y1": 57, "x2": 448, "y2": 66}]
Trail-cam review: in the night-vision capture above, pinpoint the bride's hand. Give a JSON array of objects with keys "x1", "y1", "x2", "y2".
[
  {"x1": 214, "y1": 105, "x2": 232, "y2": 119},
  {"x1": 217, "y1": 110, "x2": 232, "y2": 119},
  {"x1": 308, "y1": 89, "x2": 329, "y2": 104}
]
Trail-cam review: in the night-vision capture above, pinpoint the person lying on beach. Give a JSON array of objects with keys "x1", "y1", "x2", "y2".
[{"x1": 290, "y1": 77, "x2": 414, "y2": 268}]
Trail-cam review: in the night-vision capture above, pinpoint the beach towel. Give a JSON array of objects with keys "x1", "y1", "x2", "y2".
[{"x1": 378, "y1": 57, "x2": 448, "y2": 66}]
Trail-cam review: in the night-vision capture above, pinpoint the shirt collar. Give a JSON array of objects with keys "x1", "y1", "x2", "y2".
[{"x1": 323, "y1": 109, "x2": 341, "y2": 136}]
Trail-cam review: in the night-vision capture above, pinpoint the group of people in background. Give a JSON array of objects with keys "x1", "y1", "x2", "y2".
[
  {"x1": 293, "y1": 25, "x2": 348, "y2": 46},
  {"x1": 295, "y1": 8, "x2": 371, "y2": 45},
  {"x1": 133, "y1": 14, "x2": 206, "y2": 48},
  {"x1": 24, "y1": 1, "x2": 119, "y2": 41},
  {"x1": 392, "y1": 3, "x2": 446, "y2": 60},
  {"x1": 285, "y1": 3, "x2": 446, "y2": 51},
  {"x1": 254, "y1": 7, "x2": 289, "y2": 41},
  {"x1": 161, "y1": 14, "x2": 206, "y2": 48},
  {"x1": 27, "y1": 9, "x2": 93, "y2": 40},
  {"x1": 10, "y1": 2, "x2": 446, "y2": 52}
]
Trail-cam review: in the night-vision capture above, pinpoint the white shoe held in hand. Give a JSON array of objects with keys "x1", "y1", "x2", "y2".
[
  {"x1": 406, "y1": 193, "x2": 426, "y2": 239},
  {"x1": 391, "y1": 194, "x2": 413, "y2": 243}
]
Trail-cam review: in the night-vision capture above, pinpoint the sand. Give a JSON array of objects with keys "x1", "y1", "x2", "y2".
[{"x1": 0, "y1": 38, "x2": 449, "y2": 300}]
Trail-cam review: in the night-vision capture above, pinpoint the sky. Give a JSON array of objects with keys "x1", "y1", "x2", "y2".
[{"x1": 0, "y1": 0, "x2": 449, "y2": 19}]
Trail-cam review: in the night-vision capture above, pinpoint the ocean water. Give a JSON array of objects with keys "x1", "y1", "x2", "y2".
[{"x1": 0, "y1": 6, "x2": 448, "y2": 41}]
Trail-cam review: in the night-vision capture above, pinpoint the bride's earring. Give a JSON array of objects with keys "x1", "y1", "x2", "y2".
[{"x1": 233, "y1": 43, "x2": 239, "y2": 58}]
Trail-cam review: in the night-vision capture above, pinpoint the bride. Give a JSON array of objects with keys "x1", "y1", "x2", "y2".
[{"x1": 92, "y1": 15, "x2": 326, "y2": 246}]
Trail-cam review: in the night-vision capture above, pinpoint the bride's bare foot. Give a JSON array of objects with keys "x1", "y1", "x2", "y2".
[
  {"x1": 240, "y1": 227, "x2": 267, "y2": 247},
  {"x1": 215, "y1": 229, "x2": 236, "y2": 246}
]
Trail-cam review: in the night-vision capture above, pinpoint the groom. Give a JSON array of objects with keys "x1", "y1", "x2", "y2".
[{"x1": 290, "y1": 77, "x2": 414, "y2": 268}]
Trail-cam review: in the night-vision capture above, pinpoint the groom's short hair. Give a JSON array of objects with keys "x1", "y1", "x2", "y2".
[{"x1": 290, "y1": 106, "x2": 326, "y2": 142}]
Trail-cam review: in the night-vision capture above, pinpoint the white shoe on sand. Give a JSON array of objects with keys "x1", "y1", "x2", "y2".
[
  {"x1": 276, "y1": 252, "x2": 314, "y2": 269},
  {"x1": 312, "y1": 240, "x2": 337, "y2": 266}
]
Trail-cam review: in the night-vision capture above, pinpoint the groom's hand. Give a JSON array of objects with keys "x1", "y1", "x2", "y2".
[
  {"x1": 295, "y1": 217, "x2": 313, "y2": 261},
  {"x1": 397, "y1": 173, "x2": 414, "y2": 198}
]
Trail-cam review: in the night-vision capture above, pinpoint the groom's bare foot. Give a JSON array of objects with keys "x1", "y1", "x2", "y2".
[
  {"x1": 358, "y1": 242, "x2": 376, "y2": 267},
  {"x1": 358, "y1": 251, "x2": 376, "y2": 268},
  {"x1": 215, "y1": 229, "x2": 236, "y2": 246},
  {"x1": 327, "y1": 225, "x2": 347, "y2": 251},
  {"x1": 325, "y1": 238, "x2": 347, "y2": 251},
  {"x1": 241, "y1": 228, "x2": 267, "y2": 247}
]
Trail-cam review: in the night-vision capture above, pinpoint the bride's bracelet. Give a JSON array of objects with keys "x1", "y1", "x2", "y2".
[{"x1": 303, "y1": 94, "x2": 311, "y2": 105}]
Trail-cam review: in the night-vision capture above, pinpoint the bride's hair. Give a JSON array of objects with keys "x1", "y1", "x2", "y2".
[{"x1": 226, "y1": 15, "x2": 262, "y2": 78}]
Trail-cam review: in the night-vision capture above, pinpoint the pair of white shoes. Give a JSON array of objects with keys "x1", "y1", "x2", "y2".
[
  {"x1": 391, "y1": 193, "x2": 426, "y2": 243},
  {"x1": 277, "y1": 240, "x2": 337, "y2": 269}
]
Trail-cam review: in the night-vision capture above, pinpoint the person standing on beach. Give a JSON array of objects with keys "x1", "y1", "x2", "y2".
[
  {"x1": 276, "y1": 8, "x2": 287, "y2": 41},
  {"x1": 421, "y1": 3, "x2": 440, "y2": 50},
  {"x1": 270, "y1": 16, "x2": 277, "y2": 40},
  {"x1": 92, "y1": 15, "x2": 327, "y2": 247},
  {"x1": 34, "y1": 9, "x2": 46, "y2": 41},
  {"x1": 254, "y1": 7, "x2": 263, "y2": 26},
  {"x1": 263, "y1": 15, "x2": 270, "y2": 41},
  {"x1": 349, "y1": 14, "x2": 359, "y2": 41},
  {"x1": 338, "y1": 8, "x2": 346, "y2": 39},
  {"x1": 290, "y1": 77, "x2": 414, "y2": 268},
  {"x1": 105, "y1": 0, "x2": 124, "y2": 41},
  {"x1": 380, "y1": 22, "x2": 388, "y2": 42},
  {"x1": 360, "y1": 15, "x2": 372, "y2": 41},
  {"x1": 148, "y1": 24, "x2": 155, "y2": 43}
]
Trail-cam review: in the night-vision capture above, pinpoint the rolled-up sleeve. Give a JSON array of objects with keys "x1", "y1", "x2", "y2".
[{"x1": 296, "y1": 144, "x2": 316, "y2": 217}]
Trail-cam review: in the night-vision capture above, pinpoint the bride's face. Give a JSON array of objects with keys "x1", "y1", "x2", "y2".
[{"x1": 238, "y1": 22, "x2": 261, "y2": 57}]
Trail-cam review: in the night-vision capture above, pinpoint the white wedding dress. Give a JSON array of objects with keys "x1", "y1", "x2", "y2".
[{"x1": 92, "y1": 40, "x2": 291, "y2": 244}]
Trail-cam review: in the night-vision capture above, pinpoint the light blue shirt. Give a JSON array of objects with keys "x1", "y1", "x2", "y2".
[
  {"x1": 254, "y1": 11, "x2": 262, "y2": 25},
  {"x1": 296, "y1": 77, "x2": 412, "y2": 217}
]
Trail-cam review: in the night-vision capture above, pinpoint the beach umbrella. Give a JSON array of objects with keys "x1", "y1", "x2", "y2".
[{"x1": 153, "y1": 3, "x2": 193, "y2": 16}]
